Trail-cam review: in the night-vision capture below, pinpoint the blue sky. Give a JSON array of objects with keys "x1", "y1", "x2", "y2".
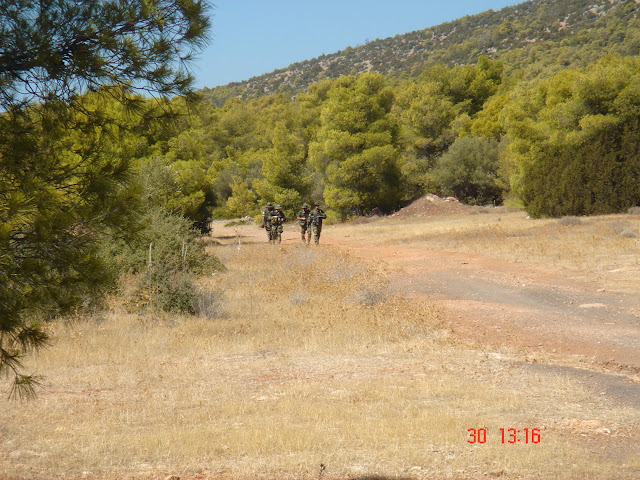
[{"x1": 192, "y1": 0, "x2": 524, "y2": 89}]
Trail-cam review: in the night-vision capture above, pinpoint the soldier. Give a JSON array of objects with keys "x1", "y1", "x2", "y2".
[
  {"x1": 270, "y1": 204, "x2": 286, "y2": 244},
  {"x1": 309, "y1": 202, "x2": 327, "y2": 245},
  {"x1": 296, "y1": 203, "x2": 312, "y2": 245},
  {"x1": 261, "y1": 201, "x2": 274, "y2": 242}
]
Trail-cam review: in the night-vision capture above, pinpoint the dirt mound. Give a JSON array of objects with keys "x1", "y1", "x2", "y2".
[{"x1": 392, "y1": 194, "x2": 474, "y2": 217}]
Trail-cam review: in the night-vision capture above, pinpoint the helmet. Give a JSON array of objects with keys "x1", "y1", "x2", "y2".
[
  {"x1": 314, "y1": 202, "x2": 320, "y2": 207},
  {"x1": 275, "y1": 204, "x2": 282, "y2": 210},
  {"x1": 302, "y1": 203, "x2": 309, "y2": 209},
  {"x1": 266, "y1": 202, "x2": 272, "y2": 207}
]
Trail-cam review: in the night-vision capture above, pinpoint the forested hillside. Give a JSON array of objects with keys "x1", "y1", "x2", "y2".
[
  {"x1": 202, "y1": 0, "x2": 640, "y2": 106},
  {"x1": 159, "y1": 53, "x2": 640, "y2": 224},
  {"x1": 131, "y1": 0, "x2": 640, "y2": 226}
]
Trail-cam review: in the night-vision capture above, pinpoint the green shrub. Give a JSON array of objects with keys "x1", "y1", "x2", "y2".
[
  {"x1": 99, "y1": 207, "x2": 224, "y2": 313},
  {"x1": 432, "y1": 136, "x2": 503, "y2": 205}
]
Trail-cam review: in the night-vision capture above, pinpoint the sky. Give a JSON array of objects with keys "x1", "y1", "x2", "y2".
[{"x1": 192, "y1": 0, "x2": 525, "y2": 90}]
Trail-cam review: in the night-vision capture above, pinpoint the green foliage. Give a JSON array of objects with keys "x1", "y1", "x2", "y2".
[
  {"x1": 432, "y1": 136, "x2": 503, "y2": 205},
  {"x1": 309, "y1": 74, "x2": 402, "y2": 216},
  {"x1": 0, "y1": 96, "x2": 140, "y2": 315},
  {"x1": 521, "y1": 120, "x2": 640, "y2": 217},
  {"x1": 324, "y1": 145, "x2": 402, "y2": 214},
  {"x1": 0, "y1": 0, "x2": 211, "y2": 395},
  {"x1": 393, "y1": 80, "x2": 457, "y2": 157},
  {"x1": 503, "y1": 56, "x2": 640, "y2": 217},
  {"x1": 0, "y1": 94, "x2": 142, "y2": 396},
  {"x1": 215, "y1": 177, "x2": 259, "y2": 218},
  {"x1": 253, "y1": 122, "x2": 312, "y2": 217},
  {"x1": 100, "y1": 207, "x2": 224, "y2": 313},
  {"x1": 0, "y1": 0, "x2": 211, "y2": 105},
  {"x1": 392, "y1": 80, "x2": 457, "y2": 197},
  {"x1": 420, "y1": 57, "x2": 504, "y2": 116},
  {"x1": 137, "y1": 152, "x2": 212, "y2": 227}
]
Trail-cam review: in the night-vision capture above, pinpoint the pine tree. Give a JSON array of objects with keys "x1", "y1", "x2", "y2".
[
  {"x1": 0, "y1": 0, "x2": 211, "y2": 397},
  {"x1": 309, "y1": 74, "x2": 402, "y2": 217}
]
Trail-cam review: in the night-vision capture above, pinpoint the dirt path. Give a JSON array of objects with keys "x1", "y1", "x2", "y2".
[
  {"x1": 322, "y1": 239, "x2": 640, "y2": 371},
  {"x1": 232, "y1": 221, "x2": 640, "y2": 410},
  {"x1": 241, "y1": 224, "x2": 640, "y2": 371},
  {"x1": 247, "y1": 221, "x2": 640, "y2": 404}
]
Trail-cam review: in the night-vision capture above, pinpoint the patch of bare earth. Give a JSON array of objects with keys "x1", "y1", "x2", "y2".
[
  {"x1": 3, "y1": 198, "x2": 640, "y2": 480},
  {"x1": 322, "y1": 195, "x2": 640, "y2": 364},
  {"x1": 276, "y1": 195, "x2": 640, "y2": 476}
]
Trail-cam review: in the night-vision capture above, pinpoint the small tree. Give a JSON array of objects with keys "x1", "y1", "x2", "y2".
[
  {"x1": 432, "y1": 136, "x2": 503, "y2": 205},
  {"x1": 309, "y1": 74, "x2": 402, "y2": 217}
]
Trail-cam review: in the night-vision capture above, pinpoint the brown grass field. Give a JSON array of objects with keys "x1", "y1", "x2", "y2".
[{"x1": 2, "y1": 206, "x2": 640, "y2": 480}]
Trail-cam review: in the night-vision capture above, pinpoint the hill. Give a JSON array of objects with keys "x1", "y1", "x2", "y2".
[{"x1": 202, "y1": 0, "x2": 640, "y2": 106}]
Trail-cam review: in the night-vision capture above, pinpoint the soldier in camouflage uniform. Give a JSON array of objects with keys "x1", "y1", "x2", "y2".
[
  {"x1": 296, "y1": 203, "x2": 312, "y2": 245},
  {"x1": 270, "y1": 204, "x2": 286, "y2": 244},
  {"x1": 261, "y1": 202, "x2": 275, "y2": 242},
  {"x1": 309, "y1": 202, "x2": 327, "y2": 245}
]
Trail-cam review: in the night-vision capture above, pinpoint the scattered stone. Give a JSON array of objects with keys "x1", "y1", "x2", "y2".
[{"x1": 627, "y1": 206, "x2": 640, "y2": 215}]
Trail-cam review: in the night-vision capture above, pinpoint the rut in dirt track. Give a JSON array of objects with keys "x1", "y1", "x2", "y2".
[
  {"x1": 240, "y1": 223, "x2": 640, "y2": 405},
  {"x1": 322, "y1": 239, "x2": 640, "y2": 370}
]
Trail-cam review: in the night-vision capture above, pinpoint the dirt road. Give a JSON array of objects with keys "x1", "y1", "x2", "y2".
[
  {"x1": 241, "y1": 220, "x2": 640, "y2": 406},
  {"x1": 324, "y1": 239, "x2": 640, "y2": 371}
]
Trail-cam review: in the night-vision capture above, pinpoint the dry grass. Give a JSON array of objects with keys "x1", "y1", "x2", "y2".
[
  {"x1": 332, "y1": 211, "x2": 640, "y2": 294},
  {"x1": 1, "y1": 222, "x2": 639, "y2": 480}
]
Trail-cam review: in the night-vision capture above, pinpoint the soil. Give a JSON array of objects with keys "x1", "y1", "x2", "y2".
[
  {"x1": 212, "y1": 199, "x2": 640, "y2": 479},
  {"x1": 237, "y1": 195, "x2": 640, "y2": 407}
]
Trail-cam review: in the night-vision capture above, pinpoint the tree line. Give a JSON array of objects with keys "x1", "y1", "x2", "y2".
[{"x1": 148, "y1": 55, "x2": 640, "y2": 224}]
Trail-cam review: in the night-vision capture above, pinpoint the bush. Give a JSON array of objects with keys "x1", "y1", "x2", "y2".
[
  {"x1": 193, "y1": 287, "x2": 225, "y2": 318},
  {"x1": 99, "y1": 207, "x2": 224, "y2": 313},
  {"x1": 521, "y1": 121, "x2": 640, "y2": 218},
  {"x1": 432, "y1": 136, "x2": 503, "y2": 206},
  {"x1": 156, "y1": 273, "x2": 197, "y2": 314}
]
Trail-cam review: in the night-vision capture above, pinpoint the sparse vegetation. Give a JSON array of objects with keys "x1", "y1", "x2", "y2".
[
  {"x1": 332, "y1": 210, "x2": 640, "y2": 294},
  {"x1": 2, "y1": 216, "x2": 639, "y2": 479},
  {"x1": 99, "y1": 207, "x2": 224, "y2": 314}
]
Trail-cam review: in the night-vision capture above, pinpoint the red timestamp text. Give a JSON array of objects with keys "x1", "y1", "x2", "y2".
[{"x1": 467, "y1": 428, "x2": 541, "y2": 444}]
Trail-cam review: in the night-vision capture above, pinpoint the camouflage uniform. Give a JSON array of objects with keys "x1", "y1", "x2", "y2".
[
  {"x1": 297, "y1": 203, "x2": 312, "y2": 244},
  {"x1": 309, "y1": 203, "x2": 327, "y2": 245},
  {"x1": 261, "y1": 202, "x2": 275, "y2": 242},
  {"x1": 270, "y1": 205, "x2": 286, "y2": 244}
]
